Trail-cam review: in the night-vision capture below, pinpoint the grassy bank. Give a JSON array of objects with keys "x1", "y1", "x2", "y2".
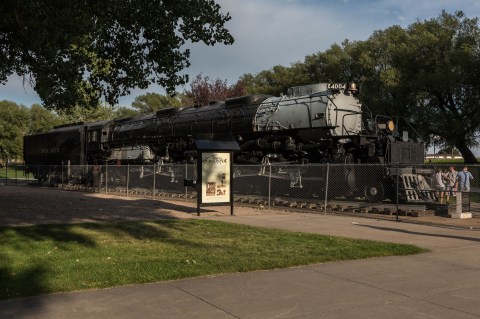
[
  {"x1": 0, "y1": 166, "x2": 33, "y2": 180},
  {"x1": 0, "y1": 220, "x2": 426, "y2": 300}
]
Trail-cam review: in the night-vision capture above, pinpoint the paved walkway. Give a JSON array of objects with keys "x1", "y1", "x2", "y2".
[{"x1": 1, "y1": 213, "x2": 480, "y2": 318}]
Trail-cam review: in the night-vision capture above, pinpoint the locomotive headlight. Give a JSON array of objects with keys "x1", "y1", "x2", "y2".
[{"x1": 387, "y1": 120, "x2": 395, "y2": 132}]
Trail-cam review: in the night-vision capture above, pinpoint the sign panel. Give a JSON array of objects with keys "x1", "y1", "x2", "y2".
[
  {"x1": 201, "y1": 152, "x2": 231, "y2": 204},
  {"x1": 326, "y1": 83, "x2": 347, "y2": 90}
]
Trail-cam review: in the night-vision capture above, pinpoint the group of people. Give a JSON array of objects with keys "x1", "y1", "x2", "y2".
[{"x1": 433, "y1": 166, "x2": 474, "y2": 204}]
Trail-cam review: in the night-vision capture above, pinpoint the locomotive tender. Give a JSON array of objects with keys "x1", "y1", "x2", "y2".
[{"x1": 24, "y1": 83, "x2": 431, "y2": 202}]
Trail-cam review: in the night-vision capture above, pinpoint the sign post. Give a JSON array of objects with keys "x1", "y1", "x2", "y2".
[{"x1": 185, "y1": 139, "x2": 239, "y2": 216}]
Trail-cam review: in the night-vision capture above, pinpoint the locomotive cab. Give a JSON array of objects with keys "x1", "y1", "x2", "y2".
[{"x1": 86, "y1": 120, "x2": 113, "y2": 163}]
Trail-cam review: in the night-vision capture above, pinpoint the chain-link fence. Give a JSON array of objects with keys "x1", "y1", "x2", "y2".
[
  {"x1": 0, "y1": 163, "x2": 36, "y2": 185},
  {"x1": 3, "y1": 163, "x2": 479, "y2": 229}
]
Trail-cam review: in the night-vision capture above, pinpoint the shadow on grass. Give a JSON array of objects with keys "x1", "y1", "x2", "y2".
[
  {"x1": 0, "y1": 224, "x2": 96, "y2": 248},
  {"x1": 0, "y1": 185, "x2": 228, "y2": 303},
  {"x1": 0, "y1": 219, "x2": 217, "y2": 305},
  {"x1": 0, "y1": 265, "x2": 47, "y2": 299}
]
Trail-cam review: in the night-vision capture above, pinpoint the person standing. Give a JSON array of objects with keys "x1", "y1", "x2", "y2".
[
  {"x1": 444, "y1": 165, "x2": 458, "y2": 203},
  {"x1": 433, "y1": 167, "x2": 446, "y2": 204},
  {"x1": 457, "y1": 166, "x2": 474, "y2": 192}
]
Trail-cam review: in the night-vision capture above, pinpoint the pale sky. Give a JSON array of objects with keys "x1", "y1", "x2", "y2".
[{"x1": 1, "y1": 0, "x2": 480, "y2": 108}]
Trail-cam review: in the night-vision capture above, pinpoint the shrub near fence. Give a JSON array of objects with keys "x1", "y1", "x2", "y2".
[{"x1": 3, "y1": 163, "x2": 480, "y2": 229}]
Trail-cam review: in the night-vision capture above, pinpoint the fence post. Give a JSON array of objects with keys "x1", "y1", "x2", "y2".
[
  {"x1": 61, "y1": 163, "x2": 64, "y2": 189},
  {"x1": 48, "y1": 166, "x2": 51, "y2": 185},
  {"x1": 396, "y1": 163, "x2": 400, "y2": 222},
  {"x1": 105, "y1": 163, "x2": 108, "y2": 194},
  {"x1": 126, "y1": 164, "x2": 130, "y2": 197},
  {"x1": 5, "y1": 163, "x2": 8, "y2": 185},
  {"x1": 98, "y1": 165, "x2": 102, "y2": 193},
  {"x1": 324, "y1": 163, "x2": 330, "y2": 214},
  {"x1": 268, "y1": 164, "x2": 272, "y2": 209},
  {"x1": 15, "y1": 164, "x2": 18, "y2": 185},
  {"x1": 152, "y1": 163, "x2": 156, "y2": 198},
  {"x1": 67, "y1": 161, "x2": 71, "y2": 186},
  {"x1": 185, "y1": 163, "x2": 188, "y2": 200}
]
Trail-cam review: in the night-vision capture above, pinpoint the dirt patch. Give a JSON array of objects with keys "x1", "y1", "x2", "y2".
[
  {"x1": 4, "y1": 184, "x2": 476, "y2": 229},
  {"x1": 0, "y1": 185, "x2": 280, "y2": 226}
]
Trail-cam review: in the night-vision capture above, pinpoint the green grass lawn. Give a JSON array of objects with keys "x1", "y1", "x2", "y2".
[
  {"x1": 0, "y1": 166, "x2": 34, "y2": 180},
  {"x1": 425, "y1": 158, "x2": 465, "y2": 164},
  {"x1": 0, "y1": 220, "x2": 426, "y2": 300}
]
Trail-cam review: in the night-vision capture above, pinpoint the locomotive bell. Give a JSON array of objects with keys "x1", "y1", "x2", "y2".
[{"x1": 347, "y1": 82, "x2": 358, "y2": 93}]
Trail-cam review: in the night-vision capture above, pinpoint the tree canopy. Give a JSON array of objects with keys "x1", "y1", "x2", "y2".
[
  {"x1": 0, "y1": 0, "x2": 234, "y2": 110},
  {"x1": 0, "y1": 101, "x2": 30, "y2": 161},
  {"x1": 131, "y1": 93, "x2": 183, "y2": 114},
  {"x1": 29, "y1": 104, "x2": 61, "y2": 134},
  {"x1": 356, "y1": 11, "x2": 480, "y2": 163}
]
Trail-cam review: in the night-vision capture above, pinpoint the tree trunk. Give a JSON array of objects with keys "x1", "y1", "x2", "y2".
[{"x1": 455, "y1": 138, "x2": 478, "y2": 164}]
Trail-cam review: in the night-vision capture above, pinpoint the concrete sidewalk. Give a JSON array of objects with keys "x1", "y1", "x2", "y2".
[{"x1": 1, "y1": 213, "x2": 480, "y2": 318}]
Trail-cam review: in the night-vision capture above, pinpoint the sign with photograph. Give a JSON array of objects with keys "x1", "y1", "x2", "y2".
[{"x1": 201, "y1": 152, "x2": 231, "y2": 203}]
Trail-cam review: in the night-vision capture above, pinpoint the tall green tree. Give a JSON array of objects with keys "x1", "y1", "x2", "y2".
[
  {"x1": 56, "y1": 104, "x2": 116, "y2": 123},
  {"x1": 240, "y1": 63, "x2": 309, "y2": 96},
  {"x1": 349, "y1": 11, "x2": 480, "y2": 162},
  {"x1": 0, "y1": 0, "x2": 234, "y2": 110},
  {"x1": 392, "y1": 11, "x2": 480, "y2": 163},
  {"x1": 113, "y1": 106, "x2": 139, "y2": 118},
  {"x1": 0, "y1": 101, "x2": 30, "y2": 161},
  {"x1": 131, "y1": 93, "x2": 183, "y2": 114},
  {"x1": 303, "y1": 40, "x2": 360, "y2": 84},
  {"x1": 29, "y1": 104, "x2": 60, "y2": 134}
]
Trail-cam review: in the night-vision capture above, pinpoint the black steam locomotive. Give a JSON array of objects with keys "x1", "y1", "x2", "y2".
[{"x1": 24, "y1": 83, "x2": 432, "y2": 202}]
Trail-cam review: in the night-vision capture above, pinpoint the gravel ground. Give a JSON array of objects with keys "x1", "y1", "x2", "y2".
[
  {"x1": 0, "y1": 185, "x2": 281, "y2": 226},
  {"x1": 1, "y1": 184, "x2": 478, "y2": 229}
]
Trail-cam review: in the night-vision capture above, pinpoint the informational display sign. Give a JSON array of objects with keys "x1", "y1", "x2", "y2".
[{"x1": 201, "y1": 152, "x2": 230, "y2": 204}]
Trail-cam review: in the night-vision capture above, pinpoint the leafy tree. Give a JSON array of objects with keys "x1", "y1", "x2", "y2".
[
  {"x1": 131, "y1": 93, "x2": 183, "y2": 114},
  {"x1": 114, "y1": 106, "x2": 139, "y2": 119},
  {"x1": 0, "y1": 0, "x2": 234, "y2": 110},
  {"x1": 56, "y1": 104, "x2": 116, "y2": 123},
  {"x1": 303, "y1": 40, "x2": 361, "y2": 84},
  {"x1": 352, "y1": 11, "x2": 480, "y2": 163},
  {"x1": 0, "y1": 101, "x2": 30, "y2": 161},
  {"x1": 394, "y1": 11, "x2": 480, "y2": 163},
  {"x1": 438, "y1": 147, "x2": 461, "y2": 156},
  {"x1": 240, "y1": 63, "x2": 309, "y2": 96},
  {"x1": 185, "y1": 73, "x2": 246, "y2": 106},
  {"x1": 29, "y1": 104, "x2": 60, "y2": 134}
]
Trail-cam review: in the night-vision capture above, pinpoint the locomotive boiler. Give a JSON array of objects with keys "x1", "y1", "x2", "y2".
[
  {"x1": 110, "y1": 83, "x2": 366, "y2": 165},
  {"x1": 24, "y1": 82, "x2": 432, "y2": 202}
]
